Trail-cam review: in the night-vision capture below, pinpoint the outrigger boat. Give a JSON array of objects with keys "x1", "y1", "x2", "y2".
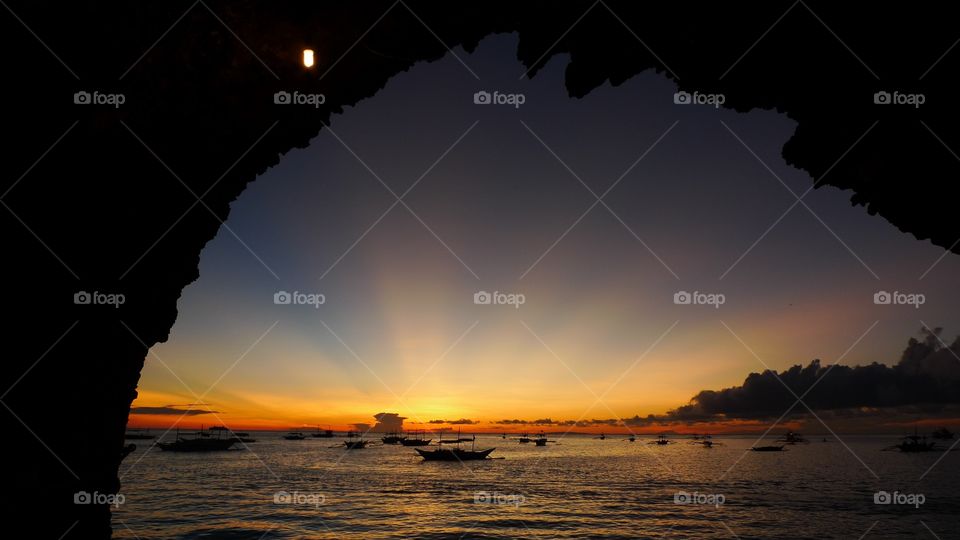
[
  {"x1": 517, "y1": 433, "x2": 531, "y2": 443},
  {"x1": 312, "y1": 426, "x2": 335, "y2": 438},
  {"x1": 650, "y1": 434, "x2": 674, "y2": 445},
  {"x1": 400, "y1": 430, "x2": 432, "y2": 446},
  {"x1": 533, "y1": 432, "x2": 549, "y2": 446},
  {"x1": 124, "y1": 428, "x2": 156, "y2": 440},
  {"x1": 751, "y1": 445, "x2": 785, "y2": 452},
  {"x1": 884, "y1": 429, "x2": 939, "y2": 452},
  {"x1": 381, "y1": 432, "x2": 407, "y2": 445},
  {"x1": 157, "y1": 428, "x2": 235, "y2": 452},
  {"x1": 283, "y1": 431, "x2": 306, "y2": 440},
  {"x1": 415, "y1": 430, "x2": 494, "y2": 461},
  {"x1": 778, "y1": 431, "x2": 809, "y2": 444},
  {"x1": 342, "y1": 439, "x2": 370, "y2": 449}
]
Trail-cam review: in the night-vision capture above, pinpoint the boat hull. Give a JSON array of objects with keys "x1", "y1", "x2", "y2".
[
  {"x1": 415, "y1": 448, "x2": 494, "y2": 461},
  {"x1": 157, "y1": 439, "x2": 236, "y2": 452}
]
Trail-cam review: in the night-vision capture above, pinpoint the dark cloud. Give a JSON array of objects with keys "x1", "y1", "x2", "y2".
[
  {"x1": 371, "y1": 412, "x2": 406, "y2": 432},
  {"x1": 650, "y1": 328, "x2": 960, "y2": 423},
  {"x1": 129, "y1": 405, "x2": 218, "y2": 416},
  {"x1": 428, "y1": 418, "x2": 477, "y2": 425}
]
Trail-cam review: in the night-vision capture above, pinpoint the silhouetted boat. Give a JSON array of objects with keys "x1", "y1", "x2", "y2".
[
  {"x1": 343, "y1": 439, "x2": 369, "y2": 449},
  {"x1": 932, "y1": 427, "x2": 955, "y2": 440},
  {"x1": 157, "y1": 430, "x2": 235, "y2": 452},
  {"x1": 690, "y1": 439, "x2": 720, "y2": 448},
  {"x1": 400, "y1": 430, "x2": 431, "y2": 446},
  {"x1": 381, "y1": 432, "x2": 407, "y2": 444},
  {"x1": 416, "y1": 447, "x2": 495, "y2": 460},
  {"x1": 885, "y1": 431, "x2": 938, "y2": 452},
  {"x1": 312, "y1": 426, "x2": 335, "y2": 438},
  {"x1": 751, "y1": 445, "x2": 785, "y2": 452},
  {"x1": 534, "y1": 432, "x2": 548, "y2": 446},
  {"x1": 778, "y1": 431, "x2": 809, "y2": 444},
  {"x1": 124, "y1": 429, "x2": 155, "y2": 440},
  {"x1": 627, "y1": 435, "x2": 636, "y2": 442},
  {"x1": 417, "y1": 431, "x2": 494, "y2": 460},
  {"x1": 517, "y1": 433, "x2": 531, "y2": 443},
  {"x1": 284, "y1": 431, "x2": 306, "y2": 440},
  {"x1": 650, "y1": 434, "x2": 674, "y2": 445}
]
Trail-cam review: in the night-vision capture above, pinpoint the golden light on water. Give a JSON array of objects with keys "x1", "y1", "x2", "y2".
[{"x1": 302, "y1": 49, "x2": 315, "y2": 68}]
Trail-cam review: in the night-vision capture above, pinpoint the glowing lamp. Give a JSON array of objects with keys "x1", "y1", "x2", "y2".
[{"x1": 302, "y1": 49, "x2": 315, "y2": 68}]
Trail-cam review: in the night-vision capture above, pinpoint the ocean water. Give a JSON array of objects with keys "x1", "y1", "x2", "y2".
[{"x1": 113, "y1": 433, "x2": 960, "y2": 539}]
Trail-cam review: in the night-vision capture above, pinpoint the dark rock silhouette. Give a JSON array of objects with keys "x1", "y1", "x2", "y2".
[{"x1": 2, "y1": 1, "x2": 959, "y2": 537}]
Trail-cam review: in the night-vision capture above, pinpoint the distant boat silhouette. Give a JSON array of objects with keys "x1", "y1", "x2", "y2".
[
  {"x1": 381, "y1": 432, "x2": 407, "y2": 444},
  {"x1": 124, "y1": 428, "x2": 155, "y2": 440},
  {"x1": 651, "y1": 434, "x2": 674, "y2": 445},
  {"x1": 157, "y1": 429, "x2": 235, "y2": 452},
  {"x1": 778, "y1": 431, "x2": 809, "y2": 444},
  {"x1": 417, "y1": 431, "x2": 494, "y2": 460},
  {"x1": 283, "y1": 431, "x2": 306, "y2": 440},
  {"x1": 884, "y1": 429, "x2": 939, "y2": 452},
  {"x1": 400, "y1": 430, "x2": 431, "y2": 446},
  {"x1": 751, "y1": 445, "x2": 785, "y2": 452},
  {"x1": 312, "y1": 426, "x2": 335, "y2": 438}
]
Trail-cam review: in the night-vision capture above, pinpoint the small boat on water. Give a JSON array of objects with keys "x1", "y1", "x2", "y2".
[
  {"x1": 400, "y1": 430, "x2": 432, "y2": 446},
  {"x1": 751, "y1": 445, "x2": 785, "y2": 452},
  {"x1": 124, "y1": 429, "x2": 156, "y2": 440},
  {"x1": 416, "y1": 431, "x2": 494, "y2": 461},
  {"x1": 343, "y1": 439, "x2": 370, "y2": 449},
  {"x1": 381, "y1": 432, "x2": 407, "y2": 444},
  {"x1": 534, "y1": 432, "x2": 549, "y2": 446},
  {"x1": 690, "y1": 439, "x2": 719, "y2": 448},
  {"x1": 884, "y1": 431, "x2": 939, "y2": 452},
  {"x1": 517, "y1": 433, "x2": 531, "y2": 443},
  {"x1": 932, "y1": 427, "x2": 955, "y2": 440},
  {"x1": 416, "y1": 447, "x2": 495, "y2": 461},
  {"x1": 284, "y1": 431, "x2": 306, "y2": 440},
  {"x1": 627, "y1": 435, "x2": 636, "y2": 442},
  {"x1": 312, "y1": 426, "x2": 335, "y2": 438},
  {"x1": 650, "y1": 434, "x2": 674, "y2": 445},
  {"x1": 157, "y1": 429, "x2": 235, "y2": 452},
  {"x1": 778, "y1": 431, "x2": 809, "y2": 444}
]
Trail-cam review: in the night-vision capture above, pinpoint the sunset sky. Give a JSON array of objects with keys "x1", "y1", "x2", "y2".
[{"x1": 130, "y1": 34, "x2": 960, "y2": 433}]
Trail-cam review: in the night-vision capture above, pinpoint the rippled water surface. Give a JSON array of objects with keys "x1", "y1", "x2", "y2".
[{"x1": 113, "y1": 434, "x2": 960, "y2": 539}]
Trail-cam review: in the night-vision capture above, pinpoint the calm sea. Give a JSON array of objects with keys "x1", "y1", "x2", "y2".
[{"x1": 113, "y1": 433, "x2": 959, "y2": 539}]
